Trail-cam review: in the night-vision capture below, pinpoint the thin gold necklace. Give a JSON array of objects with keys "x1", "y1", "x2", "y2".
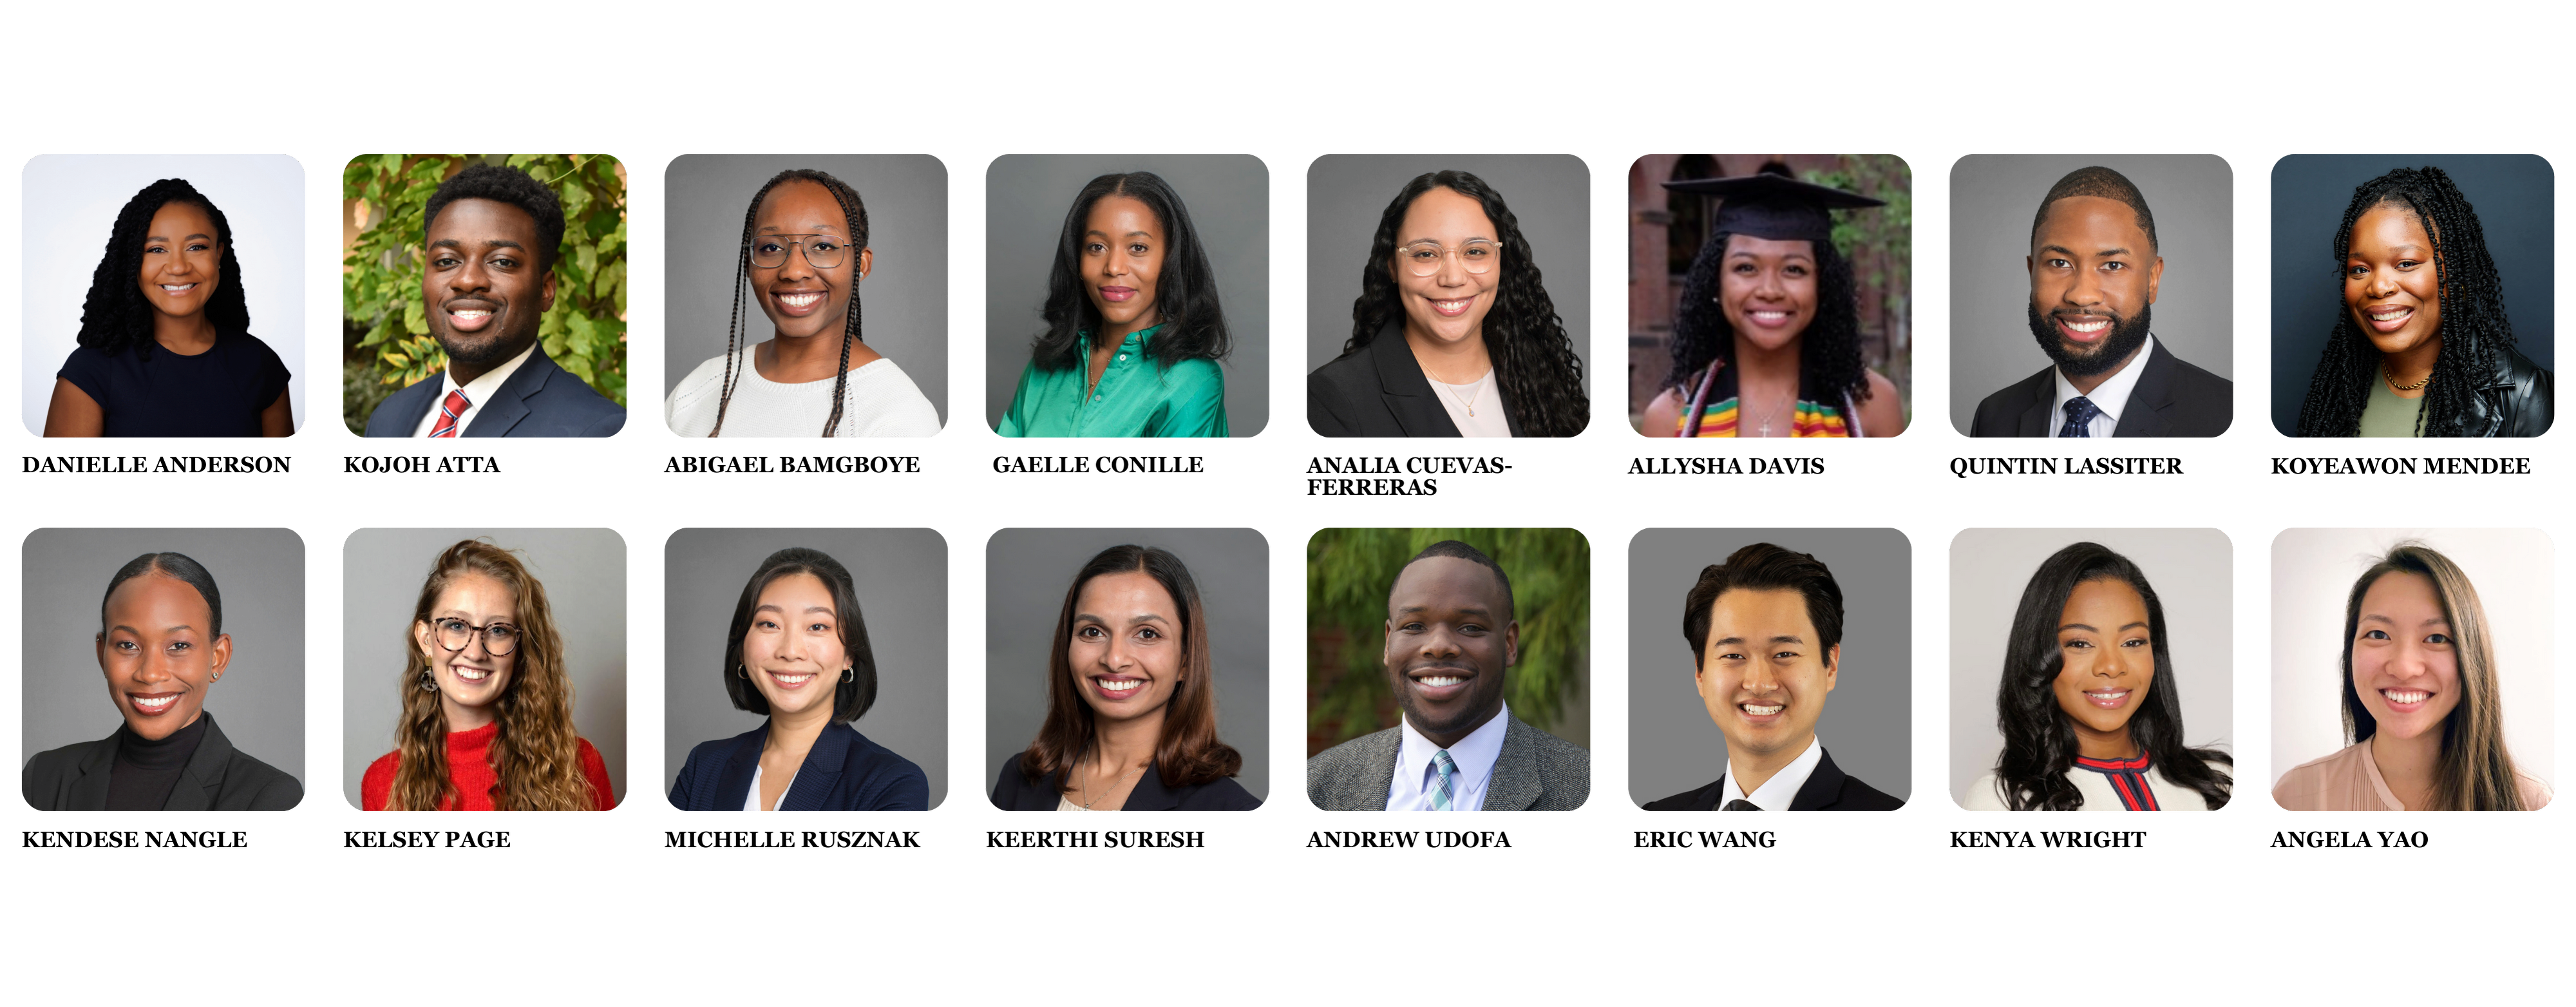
[
  {"x1": 1076, "y1": 758, "x2": 1144, "y2": 810},
  {"x1": 1434, "y1": 372, "x2": 1485, "y2": 417}
]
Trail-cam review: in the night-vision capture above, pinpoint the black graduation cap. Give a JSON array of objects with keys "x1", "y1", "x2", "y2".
[{"x1": 1662, "y1": 163, "x2": 1884, "y2": 243}]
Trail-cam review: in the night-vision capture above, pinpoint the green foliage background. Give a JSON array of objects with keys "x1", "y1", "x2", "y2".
[
  {"x1": 342, "y1": 154, "x2": 627, "y2": 432},
  {"x1": 1808, "y1": 154, "x2": 1913, "y2": 417},
  {"x1": 1307, "y1": 528, "x2": 1590, "y2": 753}
]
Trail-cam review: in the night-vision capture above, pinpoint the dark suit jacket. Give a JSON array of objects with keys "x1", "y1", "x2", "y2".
[
  {"x1": 1307, "y1": 332, "x2": 1528, "y2": 437},
  {"x1": 1968, "y1": 338, "x2": 2231, "y2": 437},
  {"x1": 989, "y1": 752, "x2": 1260, "y2": 810},
  {"x1": 1641, "y1": 746, "x2": 1903, "y2": 811},
  {"x1": 22, "y1": 713, "x2": 301, "y2": 810},
  {"x1": 668, "y1": 720, "x2": 929, "y2": 811},
  {"x1": 1305, "y1": 714, "x2": 1589, "y2": 810},
  {"x1": 363, "y1": 343, "x2": 625, "y2": 437}
]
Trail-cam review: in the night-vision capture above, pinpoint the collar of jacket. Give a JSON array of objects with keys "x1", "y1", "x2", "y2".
[
  {"x1": 2456, "y1": 342, "x2": 2550, "y2": 437},
  {"x1": 69, "y1": 712, "x2": 243, "y2": 810}
]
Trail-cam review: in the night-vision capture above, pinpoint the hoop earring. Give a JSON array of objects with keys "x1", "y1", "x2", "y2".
[
  {"x1": 419, "y1": 671, "x2": 438, "y2": 694},
  {"x1": 736, "y1": 664, "x2": 748, "y2": 679},
  {"x1": 842, "y1": 667, "x2": 855, "y2": 684}
]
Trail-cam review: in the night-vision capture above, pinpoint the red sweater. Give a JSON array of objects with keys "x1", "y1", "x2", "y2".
[{"x1": 361, "y1": 721, "x2": 616, "y2": 810}]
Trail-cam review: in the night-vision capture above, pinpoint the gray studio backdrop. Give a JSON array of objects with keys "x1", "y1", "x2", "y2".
[
  {"x1": 22, "y1": 528, "x2": 306, "y2": 791},
  {"x1": 342, "y1": 528, "x2": 627, "y2": 809},
  {"x1": 984, "y1": 528, "x2": 1269, "y2": 804},
  {"x1": 1947, "y1": 528, "x2": 2233, "y2": 805},
  {"x1": 983, "y1": 155, "x2": 1269, "y2": 434},
  {"x1": 2268, "y1": 154, "x2": 2554, "y2": 434},
  {"x1": 1304, "y1": 154, "x2": 1591, "y2": 377},
  {"x1": 663, "y1": 155, "x2": 949, "y2": 428},
  {"x1": 662, "y1": 528, "x2": 949, "y2": 807},
  {"x1": 1949, "y1": 155, "x2": 2234, "y2": 434},
  {"x1": 1627, "y1": 528, "x2": 1911, "y2": 807}
]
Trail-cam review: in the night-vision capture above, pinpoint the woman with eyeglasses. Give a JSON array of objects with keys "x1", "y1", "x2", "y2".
[
  {"x1": 666, "y1": 168, "x2": 940, "y2": 437},
  {"x1": 360, "y1": 540, "x2": 615, "y2": 810}
]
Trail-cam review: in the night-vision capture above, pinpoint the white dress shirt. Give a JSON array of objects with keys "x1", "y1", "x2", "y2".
[
  {"x1": 1387, "y1": 702, "x2": 1511, "y2": 810},
  {"x1": 2048, "y1": 334, "x2": 2156, "y2": 438},
  {"x1": 1719, "y1": 736, "x2": 1825, "y2": 811},
  {"x1": 410, "y1": 341, "x2": 539, "y2": 437},
  {"x1": 743, "y1": 762, "x2": 800, "y2": 812}
]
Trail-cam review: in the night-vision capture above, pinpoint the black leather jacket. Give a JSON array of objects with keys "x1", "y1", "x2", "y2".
[{"x1": 2463, "y1": 343, "x2": 2553, "y2": 437}]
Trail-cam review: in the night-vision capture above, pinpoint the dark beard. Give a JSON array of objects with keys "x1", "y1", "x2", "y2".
[{"x1": 2027, "y1": 302, "x2": 2151, "y2": 378}]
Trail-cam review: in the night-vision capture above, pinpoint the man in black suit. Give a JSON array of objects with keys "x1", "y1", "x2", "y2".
[
  {"x1": 363, "y1": 163, "x2": 624, "y2": 437},
  {"x1": 1644, "y1": 543, "x2": 1900, "y2": 811},
  {"x1": 1968, "y1": 166, "x2": 2230, "y2": 437}
]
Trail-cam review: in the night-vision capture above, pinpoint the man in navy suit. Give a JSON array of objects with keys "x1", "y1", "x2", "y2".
[{"x1": 363, "y1": 163, "x2": 623, "y2": 437}]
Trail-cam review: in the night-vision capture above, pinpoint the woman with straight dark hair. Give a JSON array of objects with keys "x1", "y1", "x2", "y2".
[
  {"x1": 991, "y1": 544, "x2": 1257, "y2": 810},
  {"x1": 669, "y1": 548, "x2": 929, "y2": 810},
  {"x1": 997, "y1": 171, "x2": 1231, "y2": 437},
  {"x1": 1964, "y1": 542, "x2": 2233, "y2": 810},
  {"x1": 2275, "y1": 544, "x2": 2548, "y2": 810}
]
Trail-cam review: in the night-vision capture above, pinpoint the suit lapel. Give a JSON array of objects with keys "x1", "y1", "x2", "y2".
[
  {"x1": 1787, "y1": 747, "x2": 1850, "y2": 811},
  {"x1": 66, "y1": 733, "x2": 118, "y2": 810},
  {"x1": 1355, "y1": 727, "x2": 1400, "y2": 811},
  {"x1": 1369, "y1": 334, "x2": 1464, "y2": 437},
  {"x1": 715, "y1": 727, "x2": 762, "y2": 810},
  {"x1": 464, "y1": 347, "x2": 554, "y2": 437},
  {"x1": 2112, "y1": 340, "x2": 2176, "y2": 438},
  {"x1": 166, "y1": 714, "x2": 235, "y2": 811},
  {"x1": 1484, "y1": 717, "x2": 1542, "y2": 811},
  {"x1": 380, "y1": 379, "x2": 440, "y2": 436},
  {"x1": 1122, "y1": 762, "x2": 1184, "y2": 811},
  {"x1": 2015, "y1": 370, "x2": 2056, "y2": 437},
  {"x1": 779, "y1": 722, "x2": 851, "y2": 812}
]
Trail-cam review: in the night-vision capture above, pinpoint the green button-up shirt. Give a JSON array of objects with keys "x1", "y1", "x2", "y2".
[{"x1": 996, "y1": 324, "x2": 1228, "y2": 437}]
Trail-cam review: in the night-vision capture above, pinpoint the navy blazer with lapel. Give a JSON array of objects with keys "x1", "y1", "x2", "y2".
[
  {"x1": 1640, "y1": 746, "x2": 1904, "y2": 811},
  {"x1": 1967, "y1": 338, "x2": 2232, "y2": 437},
  {"x1": 22, "y1": 713, "x2": 303, "y2": 811},
  {"x1": 1307, "y1": 330, "x2": 1528, "y2": 437},
  {"x1": 988, "y1": 752, "x2": 1261, "y2": 810},
  {"x1": 668, "y1": 720, "x2": 929, "y2": 811},
  {"x1": 363, "y1": 343, "x2": 626, "y2": 437}
]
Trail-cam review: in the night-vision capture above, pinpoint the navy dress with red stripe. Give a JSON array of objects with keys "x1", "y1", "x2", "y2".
[{"x1": 2074, "y1": 753, "x2": 2159, "y2": 810}]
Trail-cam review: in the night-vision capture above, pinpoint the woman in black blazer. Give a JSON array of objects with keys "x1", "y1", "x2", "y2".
[
  {"x1": 22, "y1": 552, "x2": 299, "y2": 810},
  {"x1": 668, "y1": 548, "x2": 928, "y2": 811},
  {"x1": 992, "y1": 544, "x2": 1259, "y2": 811}
]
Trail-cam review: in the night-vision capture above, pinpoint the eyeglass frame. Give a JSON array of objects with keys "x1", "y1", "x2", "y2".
[
  {"x1": 430, "y1": 617, "x2": 522, "y2": 657},
  {"x1": 1394, "y1": 238, "x2": 1503, "y2": 276},
  {"x1": 746, "y1": 233, "x2": 858, "y2": 270}
]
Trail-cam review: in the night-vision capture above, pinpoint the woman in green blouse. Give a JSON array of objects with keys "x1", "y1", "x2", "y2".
[{"x1": 998, "y1": 171, "x2": 1231, "y2": 437}]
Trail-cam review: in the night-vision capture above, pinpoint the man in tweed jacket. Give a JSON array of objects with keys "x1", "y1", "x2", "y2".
[{"x1": 1307, "y1": 541, "x2": 1589, "y2": 810}]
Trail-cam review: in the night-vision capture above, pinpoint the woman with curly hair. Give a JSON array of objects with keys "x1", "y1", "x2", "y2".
[
  {"x1": 1640, "y1": 164, "x2": 1900, "y2": 438},
  {"x1": 2293, "y1": 166, "x2": 2551, "y2": 437},
  {"x1": 1309, "y1": 169, "x2": 1587, "y2": 437},
  {"x1": 43, "y1": 178, "x2": 292, "y2": 437},
  {"x1": 361, "y1": 540, "x2": 614, "y2": 810}
]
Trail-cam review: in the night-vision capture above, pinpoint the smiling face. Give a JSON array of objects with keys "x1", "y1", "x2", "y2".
[
  {"x1": 1080, "y1": 194, "x2": 1166, "y2": 336},
  {"x1": 413, "y1": 571, "x2": 519, "y2": 721},
  {"x1": 1068, "y1": 570, "x2": 1183, "y2": 725},
  {"x1": 1717, "y1": 235, "x2": 1819, "y2": 353},
  {"x1": 2027, "y1": 195, "x2": 2161, "y2": 377},
  {"x1": 1384, "y1": 556, "x2": 1517, "y2": 746},
  {"x1": 97, "y1": 575, "x2": 231, "y2": 740},
  {"x1": 1696, "y1": 587, "x2": 1837, "y2": 762},
  {"x1": 2344, "y1": 204, "x2": 2444, "y2": 358},
  {"x1": 1390, "y1": 187, "x2": 1501, "y2": 349},
  {"x1": 2049, "y1": 578, "x2": 2155, "y2": 750},
  {"x1": 135, "y1": 201, "x2": 222, "y2": 323},
  {"x1": 2349, "y1": 571, "x2": 2463, "y2": 741},
  {"x1": 750, "y1": 180, "x2": 871, "y2": 341},
  {"x1": 422, "y1": 197, "x2": 557, "y2": 370},
  {"x1": 742, "y1": 572, "x2": 849, "y2": 719}
]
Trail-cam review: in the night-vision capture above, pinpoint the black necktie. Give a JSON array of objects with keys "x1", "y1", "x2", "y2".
[
  {"x1": 2060, "y1": 396, "x2": 2102, "y2": 437},
  {"x1": 1723, "y1": 799, "x2": 1761, "y2": 811}
]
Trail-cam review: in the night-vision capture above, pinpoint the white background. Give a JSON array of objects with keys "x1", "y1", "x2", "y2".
[
  {"x1": 19, "y1": 154, "x2": 307, "y2": 434},
  {"x1": 2271, "y1": 528, "x2": 2555, "y2": 789}
]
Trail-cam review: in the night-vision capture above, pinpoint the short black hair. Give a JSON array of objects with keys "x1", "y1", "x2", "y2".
[
  {"x1": 721, "y1": 548, "x2": 878, "y2": 722},
  {"x1": 1682, "y1": 542, "x2": 1842, "y2": 669},
  {"x1": 424, "y1": 162, "x2": 567, "y2": 273},
  {"x1": 2031, "y1": 165, "x2": 2158, "y2": 253},
  {"x1": 1394, "y1": 539, "x2": 1514, "y2": 622},
  {"x1": 103, "y1": 552, "x2": 223, "y2": 637}
]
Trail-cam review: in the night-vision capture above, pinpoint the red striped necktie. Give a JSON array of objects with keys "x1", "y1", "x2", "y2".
[{"x1": 429, "y1": 389, "x2": 471, "y2": 438}]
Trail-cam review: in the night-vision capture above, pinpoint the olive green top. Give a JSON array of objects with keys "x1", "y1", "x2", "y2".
[{"x1": 2358, "y1": 375, "x2": 2425, "y2": 437}]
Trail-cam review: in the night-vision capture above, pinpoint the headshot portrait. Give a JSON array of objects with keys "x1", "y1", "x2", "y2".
[
  {"x1": 343, "y1": 529, "x2": 625, "y2": 810},
  {"x1": 24, "y1": 155, "x2": 303, "y2": 437},
  {"x1": 2273, "y1": 155, "x2": 2553, "y2": 437},
  {"x1": 664, "y1": 155, "x2": 945, "y2": 437},
  {"x1": 985, "y1": 155, "x2": 1267, "y2": 437},
  {"x1": 1951, "y1": 529, "x2": 2233, "y2": 811},
  {"x1": 986, "y1": 528, "x2": 1267, "y2": 811},
  {"x1": 1629, "y1": 528, "x2": 1909, "y2": 811},
  {"x1": 1306, "y1": 155, "x2": 1590, "y2": 438},
  {"x1": 1954, "y1": 155, "x2": 2233, "y2": 438},
  {"x1": 1629, "y1": 155, "x2": 1909, "y2": 438},
  {"x1": 1307, "y1": 528, "x2": 1589, "y2": 810},
  {"x1": 665, "y1": 528, "x2": 946, "y2": 810},
  {"x1": 344, "y1": 155, "x2": 627, "y2": 437},
  {"x1": 2271, "y1": 529, "x2": 2553, "y2": 810},
  {"x1": 22, "y1": 528, "x2": 304, "y2": 810}
]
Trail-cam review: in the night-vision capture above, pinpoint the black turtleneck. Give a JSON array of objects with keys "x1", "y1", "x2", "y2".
[{"x1": 107, "y1": 714, "x2": 209, "y2": 810}]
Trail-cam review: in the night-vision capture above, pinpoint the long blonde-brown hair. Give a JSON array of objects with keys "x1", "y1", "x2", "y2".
[
  {"x1": 2340, "y1": 543, "x2": 2524, "y2": 810},
  {"x1": 388, "y1": 540, "x2": 594, "y2": 811}
]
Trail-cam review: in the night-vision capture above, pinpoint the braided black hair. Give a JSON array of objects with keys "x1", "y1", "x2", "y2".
[
  {"x1": 1029, "y1": 171, "x2": 1231, "y2": 370},
  {"x1": 1661, "y1": 229, "x2": 1868, "y2": 407},
  {"x1": 1345, "y1": 171, "x2": 1587, "y2": 437},
  {"x1": 2293, "y1": 166, "x2": 2514, "y2": 437},
  {"x1": 712, "y1": 169, "x2": 871, "y2": 437},
  {"x1": 77, "y1": 179, "x2": 250, "y2": 360}
]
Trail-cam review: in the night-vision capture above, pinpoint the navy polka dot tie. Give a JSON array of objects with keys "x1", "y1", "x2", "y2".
[{"x1": 2060, "y1": 396, "x2": 2101, "y2": 437}]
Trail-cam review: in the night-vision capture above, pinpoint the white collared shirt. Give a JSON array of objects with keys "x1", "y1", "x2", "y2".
[
  {"x1": 1719, "y1": 736, "x2": 1824, "y2": 812},
  {"x1": 1387, "y1": 702, "x2": 1511, "y2": 810},
  {"x1": 743, "y1": 762, "x2": 801, "y2": 812},
  {"x1": 2049, "y1": 333, "x2": 2156, "y2": 438},
  {"x1": 410, "y1": 341, "x2": 539, "y2": 437}
]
